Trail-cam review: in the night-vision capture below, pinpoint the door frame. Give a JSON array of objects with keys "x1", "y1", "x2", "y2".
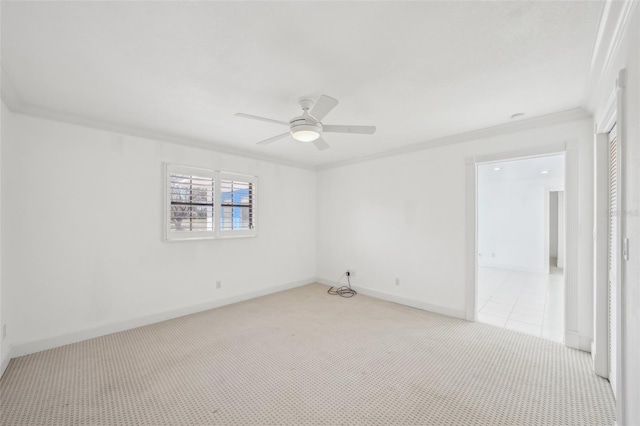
[{"x1": 465, "y1": 141, "x2": 582, "y2": 349}]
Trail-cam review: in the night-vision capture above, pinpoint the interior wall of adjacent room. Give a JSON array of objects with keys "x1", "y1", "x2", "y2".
[
  {"x1": 557, "y1": 191, "x2": 565, "y2": 269},
  {"x1": 1, "y1": 111, "x2": 317, "y2": 351},
  {"x1": 317, "y1": 117, "x2": 593, "y2": 338},
  {"x1": 550, "y1": 191, "x2": 558, "y2": 261},
  {"x1": 590, "y1": 4, "x2": 640, "y2": 423},
  {"x1": 477, "y1": 167, "x2": 563, "y2": 273}
]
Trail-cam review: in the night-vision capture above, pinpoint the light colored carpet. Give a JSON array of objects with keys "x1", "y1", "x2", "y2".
[{"x1": 0, "y1": 283, "x2": 614, "y2": 425}]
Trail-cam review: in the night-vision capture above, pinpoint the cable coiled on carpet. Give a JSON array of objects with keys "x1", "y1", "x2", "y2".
[{"x1": 327, "y1": 273, "x2": 357, "y2": 298}]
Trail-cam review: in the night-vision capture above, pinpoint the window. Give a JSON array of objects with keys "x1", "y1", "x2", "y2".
[
  {"x1": 219, "y1": 173, "x2": 257, "y2": 236},
  {"x1": 165, "y1": 165, "x2": 257, "y2": 240}
]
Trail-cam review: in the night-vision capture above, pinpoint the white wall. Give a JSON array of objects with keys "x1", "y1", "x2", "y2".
[
  {"x1": 621, "y1": 22, "x2": 640, "y2": 425},
  {"x1": 0, "y1": 5, "x2": 5, "y2": 375},
  {"x1": 1, "y1": 110, "x2": 317, "y2": 353},
  {"x1": 317, "y1": 118, "x2": 594, "y2": 335},
  {"x1": 0, "y1": 103, "x2": 7, "y2": 372},
  {"x1": 477, "y1": 170, "x2": 563, "y2": 273}
]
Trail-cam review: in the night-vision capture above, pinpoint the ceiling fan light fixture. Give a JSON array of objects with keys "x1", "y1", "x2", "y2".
[
  {"x1": 291, "y1": 124, "x2": 321, "y2": 142},
  {"x1": 292, "y1": 130, "x2": 320, "y2": 142}
]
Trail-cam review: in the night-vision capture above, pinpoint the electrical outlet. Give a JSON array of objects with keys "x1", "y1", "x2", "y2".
[
  {"x1": 216, "y1": 281, "x2": 221, "y2": 289},
  {"x1": 2, "y1": 324, "x2": 6, "y2": 340},
  {"x1": 395, "y1": 278, "x2": 400, "y2": 286}
]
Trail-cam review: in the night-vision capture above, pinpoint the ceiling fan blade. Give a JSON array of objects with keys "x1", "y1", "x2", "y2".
[
  {"x1": 257, "y1": 132, "x2": 290, "y2": 145},
  {"x1": 310, "y1": 95, "x2": 339, "y2": 121},
  {"x1": 312, "y1": 137, "x2": 330, "y2": 151},
  {"x1": 235, "y1": 113, "x2": 289, "y2": 126},
  {"x1": 323, "y1": 125, "x2": 376, "y2": 135}
]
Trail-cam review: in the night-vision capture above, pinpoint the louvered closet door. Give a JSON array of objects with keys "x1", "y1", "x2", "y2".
[{"x1": 608, "y1": 124, "x2": 619, "y2": 398}]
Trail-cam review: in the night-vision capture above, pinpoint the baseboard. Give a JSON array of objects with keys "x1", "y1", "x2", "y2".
[
  {"x1": 592, "y1": 341, "x2": 608, "y2": 378},
  {"x1": 0, "y1": 347, "x2": 12, "y2": 380},
  {"x1": 12, "y1": 278, "x2": 315, "y2": 358},
  {"x1": 578, "y1": 335, "x2": 593, "y2": 352},
  {"x1": 478, "y1": 262, "x2": 547, "y2": 274},
  {"x1": 317, "y1": 278, "x2": 466, "y2": 320},
  {"x1": 565, "y1": 330, "x2": 593, "y2": 352}
]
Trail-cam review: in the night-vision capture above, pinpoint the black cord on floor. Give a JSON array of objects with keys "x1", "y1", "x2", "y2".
[{"x1": 327, "y1": 273, "x2": 357, "y2": 298}]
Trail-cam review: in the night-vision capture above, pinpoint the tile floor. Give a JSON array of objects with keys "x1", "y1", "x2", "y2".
[{"x1": 477, "y1": 266, "x2": 564, "y2": 342}]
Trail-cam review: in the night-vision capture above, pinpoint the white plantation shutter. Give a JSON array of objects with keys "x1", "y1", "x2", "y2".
[
  {"x1": 607, "y1": 125, "x2": 619, "y2": 397},
  {"x1": 166, "y1": 165, "x2": 216, "y2": 240},
  {"x1": 219, "y1": 172, "x2": 257, "y2": 236},
  {"x1": 165, "y1": 166, "x2": 257, "y2": 240}
]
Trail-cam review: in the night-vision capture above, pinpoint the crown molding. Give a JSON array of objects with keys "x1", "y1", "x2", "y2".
[
  {"x1": 8, "y1": 104, "x2": 317, "y2": 171},
  {"x1": 317, "y1": 108, "x2": 590, "y2": 171},
  {"x1": 2, "y1": 61, "x2": 590, "y2": 174},
  {"x1": 3, "y1": 80, "x2": 589, "y2": 174},
  {"x1": 1, "y1": 72, "x2": 317, "y2": 172},
  {"x1": 583, "y1": 0, "x2": 638, "y2": 113}
]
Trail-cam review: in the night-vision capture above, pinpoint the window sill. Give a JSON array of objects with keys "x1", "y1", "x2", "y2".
[{"x1": 164, "y1": 233, "x2": 257, "y2": 242}]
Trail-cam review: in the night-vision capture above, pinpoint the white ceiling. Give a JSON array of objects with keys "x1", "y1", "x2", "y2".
[
  {"x1": 478, "y1": 154, "x2": 565, "y2": 185},
  {"x1": 1, "y1": 1, "x2": 603, "y2": 168}
]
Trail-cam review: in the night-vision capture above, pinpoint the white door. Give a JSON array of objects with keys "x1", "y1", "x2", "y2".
[{"x1": 608, "y1": 124, "x2": 619, "y2": 398}]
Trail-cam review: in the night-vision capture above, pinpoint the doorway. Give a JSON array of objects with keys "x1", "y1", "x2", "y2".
[
  {"x1": 475, "y1": 154, "x2": 565, "y2": 342},
  {"x1": 548, "y1": 190, "x2": 565, "y2": 270}
]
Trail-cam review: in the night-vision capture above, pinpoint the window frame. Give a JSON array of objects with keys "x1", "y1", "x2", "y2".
[{"x1": 164, "y1": 164, "x2": 258, "y2": 241}]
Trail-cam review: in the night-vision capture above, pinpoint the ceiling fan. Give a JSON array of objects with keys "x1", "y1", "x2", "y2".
[{"x1": 235, "y1": 95, "x2": 376, "y2": 151}]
